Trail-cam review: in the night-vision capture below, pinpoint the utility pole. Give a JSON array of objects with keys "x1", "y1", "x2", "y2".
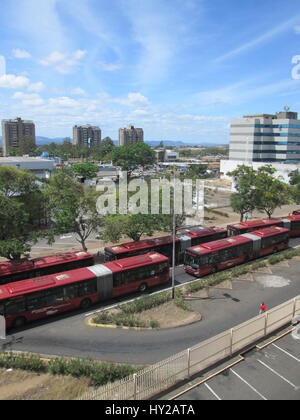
[{"x1": 172, "y1": 166, "x2": 176, "y2": 300}]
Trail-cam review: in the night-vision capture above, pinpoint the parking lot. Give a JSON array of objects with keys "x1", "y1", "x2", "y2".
[{"x1": 176, "y1": 330, "x2": 300, "y2": 400}]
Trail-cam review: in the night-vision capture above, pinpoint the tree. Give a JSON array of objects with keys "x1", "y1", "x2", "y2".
[
  {"x1": 228, "y1": 165, "x2": 257, "y2": 222},
  {"x1": 289, "y1": 169, "x2": 300, "y2": 186},
  {"x1": 254, "y1": 166, "x2": 290, "y2": 219},
  {"x1": 45, "y1": 173, "x2": 104, "y2": 251},
  {"x1": 185, "y1": 164, "x2": 209, "y2": 179},
  {"x1": 71, "y1": 162, "x2": 99, "y2": 181},
  {"x1": 112, "y1": 143, "x2": 155, "y2": 177},
  {"x1": 0, "y1": 167, "x2": 43, "y2": 260}
]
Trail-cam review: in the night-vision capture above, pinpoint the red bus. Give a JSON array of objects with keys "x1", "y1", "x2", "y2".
[
  {"x1": 104, "y1": 227, "x2": 227, "y2": 264},
  {"x1": 184, "y1": 226, "x2": 289, "y2": 278},
  {"x1": 227, "y1": 219, "x2": 284, "y2": 236},
  {"x1": 285, "y1": 214, "x2": 300, "y2": 237},
  {"x1": 0, "y1": 252, "x2": 169, "y2": 329},
  {"x1": 0, "y1": 252, "x2": 94, "y2": 286}
]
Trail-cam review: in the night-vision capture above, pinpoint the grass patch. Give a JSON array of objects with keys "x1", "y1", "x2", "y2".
[
  {"x1": 0, "y1": 353, "x2": 138, "y2": 388},
  {"x1": 93, "y1": 289, "x2": 192, "y2": 329}
]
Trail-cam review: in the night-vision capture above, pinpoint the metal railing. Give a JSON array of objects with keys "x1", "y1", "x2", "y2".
[{"x1": 78, "y1": 295, "x2": 300, "y2": 400}]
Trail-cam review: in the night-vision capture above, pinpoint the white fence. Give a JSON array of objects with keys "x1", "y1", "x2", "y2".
[{"x1": 79, "y1": 295, "x2": 300, "y2": 400}]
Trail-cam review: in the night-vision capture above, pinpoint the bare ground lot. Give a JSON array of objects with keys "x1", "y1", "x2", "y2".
[{"x1": 0, "y1": 369, "x2": 90, "y2": 400}]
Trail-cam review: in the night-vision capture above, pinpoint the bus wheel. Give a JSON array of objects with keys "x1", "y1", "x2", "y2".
[
  {"x1": 80, "y1": 299, "x2": 92, "y2": 310},
  {"x1": 274, "y1": 248, "x2": 278, "y2": 254},
  {"x1": 212, "y1": 267, "x2": 217, "y2": 274},
  {"x1": 139, "y1": 283, "x2": 148, "y2": 293},
  {"x1": 13, "y1": 317, "x2": 26, "y2": 329}
]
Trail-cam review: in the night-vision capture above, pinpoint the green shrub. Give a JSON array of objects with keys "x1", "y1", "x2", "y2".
[
  {"x1": 121, "y1": 292, "x2": 171, "y2": 315},
  {"x1": 0, "y1": 352, "x2": 138, "y2": 388},
  {"x1": 0, "y1": 353, "x2": 46, "y2": 373},
  {"x1": 150, "y1": 320, "x2": 160, "y2": 329}
]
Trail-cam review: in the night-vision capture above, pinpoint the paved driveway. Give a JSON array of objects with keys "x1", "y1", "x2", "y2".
[{"x1": 177, "y1": 330, "x2": 300, "y2": 400}]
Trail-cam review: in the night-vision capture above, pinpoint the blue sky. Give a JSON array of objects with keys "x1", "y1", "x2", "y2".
[{"x1": 1, "y1": 0, "x2": 300, "y2": 143}]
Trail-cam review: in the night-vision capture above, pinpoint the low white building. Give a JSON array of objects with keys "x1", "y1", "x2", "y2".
[
  {"x1": 220, "y1": 159, "x2": 299, "y2": 188},
  {"x1": 0, "y1": 156, "x2": 56, "y2": 179}
]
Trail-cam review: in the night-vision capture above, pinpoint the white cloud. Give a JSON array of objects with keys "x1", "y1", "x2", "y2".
[
  {"x1": 40, "y1": 50, "x2": 87, "y2": 74},
  {"x1": 294, "y1": 25, "x2": 300, "y2": 34},
  {"x1": 216, "y1": 15, "x2": 300, "y2": 63},
  {"x1": 115, "y1": 92, "x2": 150, "y2": 107},
  {"x1": 0, "y1": 74, "x2": 30, "y2": 89},
  {"x1": 28, "y1": 82, "x2": 45, "y2": 93},
  {"x1": 49, "y1": 96, "x2": 80, "y2": 108},
  {"x1": 12, "y1": 49, "x2": 31, "y2": 59},
  {"x1": 40, "y1": 51, "x2": 65, "y2": 66},
  {"x1": 98, "y1": 61, "x2": 123, "y2": 72},
  {"x1": 12, "y1": 92, "x2": 44, "y2": 106},
  {"x1": 71, "y1": 87, "x2": 86, "y2": 96}
]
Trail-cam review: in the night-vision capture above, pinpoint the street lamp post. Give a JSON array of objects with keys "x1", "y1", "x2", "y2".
[{"x1": 172, "y1": 166, "x2": 176, "y2": 300}]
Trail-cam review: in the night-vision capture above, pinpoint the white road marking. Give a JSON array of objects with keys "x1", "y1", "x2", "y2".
[
  {"x1": 204, "y1": 383, "x2": 222, "y2": 400},
  {"x1": 230, "y1": 369, "x2": 268, "y2": 400},
  {"x1": 272, "y1": 343, "x2": 300, "y2": 363},
  {"x1": 257, "y1": 359, "x2": 299, "y2": 390}
]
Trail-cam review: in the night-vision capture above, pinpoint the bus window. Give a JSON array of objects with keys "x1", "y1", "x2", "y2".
[
  {"x1": 27, "y1": 291, "x2": 49, "y2": 311},
  {"x1": 5, "y1": 297, "x2": 26, "y2": 316},
  {"x1": 78, "y1": 279, "x2": 97, "y2": 297},
  {"x1": 63, "y1": 284, "x2": 78, "y2": 300},
  {"x1": 0, "y1": 302, "x2": 4, "y2": 315}
]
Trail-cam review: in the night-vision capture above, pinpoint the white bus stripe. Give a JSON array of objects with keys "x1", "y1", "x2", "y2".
[
  {"x1": 272, "y1": 344, "x2": 300, "y2": 363},
  {"x1": 204, "y1": 383, "x2": 222, "y2": 400},
  {"x1": 257, "y1": 359, "x2": 298, "y2": 390},
  {"x1": 230, "y1": 369, "x2": 268, "y2": 400}
]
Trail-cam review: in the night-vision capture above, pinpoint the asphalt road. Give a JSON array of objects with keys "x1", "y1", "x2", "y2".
[{"x1": 3, "y1": 239, "x2": 300, "y2": 365}]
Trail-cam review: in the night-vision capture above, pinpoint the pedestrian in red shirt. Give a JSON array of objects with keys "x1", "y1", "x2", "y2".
[{"x1": 259, "y1": 302, "x2": 267, "y2": 315}]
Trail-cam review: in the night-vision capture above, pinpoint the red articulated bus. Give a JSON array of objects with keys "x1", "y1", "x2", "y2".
[
  {"x1": 227, "y1": 219, "x2": 285, "y2": 237},
  {"x1": 227, "y1": 214, "x2": 300, "y2": 238},
  {"x1": 0, "y1": 252, "x2": 94, "y2": 286},
  {"x1": 285, "y1": 214, "x2": 300, "y2": 237},
  {"x1": 184, "y1": 226, "x2": 289, "y2": 278},
  {"x1": 104, "y1": 227, "x2": 227, "y2": 264},
  {"x1": 0, "y1": 252, "x2": 169, "y2": 329}
]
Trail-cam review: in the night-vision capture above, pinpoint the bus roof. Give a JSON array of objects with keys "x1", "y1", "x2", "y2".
[
  {"x1": 250, "y1": 226, "x2": 289, "y2": 238},
  {"x1": 0, "y1": 252, "x2": 93, "y2": 277},
  {"x1": 187, "y1": 235, "x2": 252, "y2": 255},
  {"x1": 0, "y1": 267, "x2": 96, "y2": 301},
  {"x1": 105, "y1": 227, "x2": 226, "y2": 256},
  {"x1": 227, "y1": 219, "x2": 281, "y2": 231},
  {"x1": 105, "y1": 236, "x2": 179, "y2": 255},
  {"x1": 178, "y1": 226, "x2": 226, "y2": 238},
  {"x1": 286, "y1": 213, "x2": 300, "y2": 222},
  {"x1": 104, "y1": 252, "x2": 169, "y2": 272}
]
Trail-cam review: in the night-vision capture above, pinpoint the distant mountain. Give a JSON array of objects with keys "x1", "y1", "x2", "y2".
[
  {"x1": 0, "y1": 136, "x2": 228, "y2": 148},
  {"x1": 36, "y1": 136, "x2": 65, "y2": 145}
]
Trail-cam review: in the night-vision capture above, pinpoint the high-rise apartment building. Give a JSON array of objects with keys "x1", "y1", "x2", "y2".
[
  {"x1": 119, "y1": 125, "x2": 144, "y2": 146},
  {"x1": 73, "y1": 125, "x2": 102, "y2": 148},
  {"x1": 229, "y1": 108, "x2": 300, "y2": 164},
  {"x1": 1, "y1": 117, "x2": 36, "y2": 157}
]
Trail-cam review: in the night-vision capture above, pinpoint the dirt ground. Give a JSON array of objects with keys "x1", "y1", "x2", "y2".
[
  {"x1": 138, "y1": 301, "x2": 201, "y2": 329},
  {"x1": 98, "y1": 301, "x2": 201, "y2": 329},
  {"x1": 0, "y1": 369, "x2": 90, "y2": 400}
]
